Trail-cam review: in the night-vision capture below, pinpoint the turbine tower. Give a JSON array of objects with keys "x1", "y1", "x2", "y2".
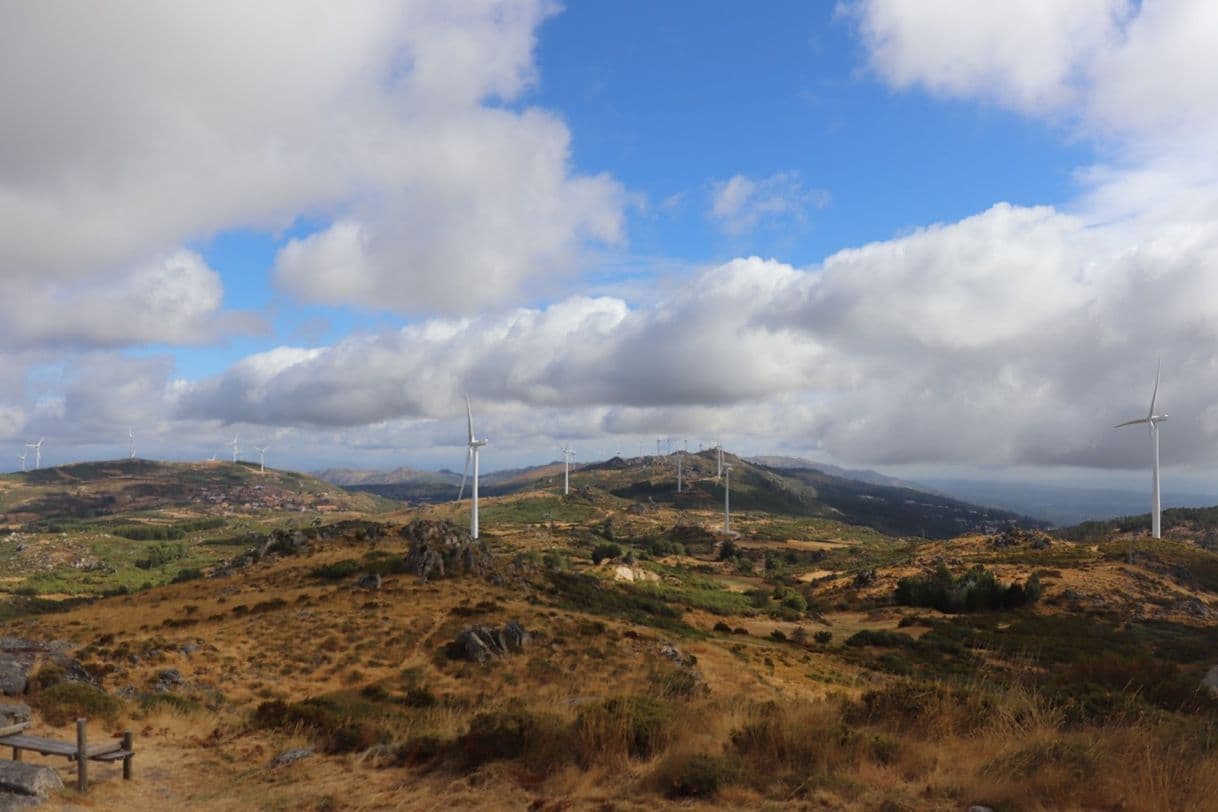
[
  {"x1": 25, "y1": 438, "x2": 43, "y2": 470},
  {"x1": 560, "y1": 445, "x2": 574, "y2": 496},
  {"x1": 456, "y1": 394, "x2": 488, "y2": 539},
  {"x1": 256, "y1": 445, "x2": 269, "y2": 473},
  {"x1": 128, "y1": 428, "x2": 135, "y2": 459},
  {"x1": 1115, "y1": 358, "x2": 1169, "y2": 541},
  {"x1": 229, "y1": 434, "x2": 240, "y2": 463},
  {"x1": 723, "y1": 464, "x2": 733, "y2": 533},
  {"x1": 18, "y1": 451, "x2": 26, "y2": 472}
]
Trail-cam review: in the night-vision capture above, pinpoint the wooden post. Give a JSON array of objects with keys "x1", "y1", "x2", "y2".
[
  {"x1": 11, "y1": 746, "x2": 19, "y2": 761},
  {"x1": 121, "y1": 731, "x2": 133, "y2": 780},
  {"x1": 76, "y1": 718, "x2": 87, "y2": 792}
]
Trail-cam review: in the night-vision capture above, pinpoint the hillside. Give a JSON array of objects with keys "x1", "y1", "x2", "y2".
[
  {"x1": 2, "y1": 471, "x2": 1218, "y2": 809},
  {"x1": 326, "y1": 450, "x2": 1040, "y2": 540}
]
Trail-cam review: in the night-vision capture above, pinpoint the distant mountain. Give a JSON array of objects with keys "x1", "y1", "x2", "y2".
[
  {"x1": 746, "y1": 455, "x2": 930, "y2": 492},
  {"x1": 920, "y1": 478, "x2": 1218, "y2": 527},
  {"x1": 313, "y1": 466, "x2": 460, "y2": 487}
]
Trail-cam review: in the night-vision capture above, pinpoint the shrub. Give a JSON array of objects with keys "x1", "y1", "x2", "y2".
[
  {"x1": 38, "y1": 683, "x2": 123, "y2": 726},
  {"x1": 460, "y1": 709, "x2": 572, "y2": 773},
  {"x1": 664, "y1": 753, "x2": 739, "y2": 798},
  {"x1": 252, "y1": 696, "x2": 386, "y2": 754},
  {"x1": 769, "y1": 629, "x2": 788, "y2": 642},
  {"x1": 717, "y1": 539, "x2": 738, "y2": 561},
  {"x1": 591, "y1": 543, "x2": 623, "y2": 564},
  {"x1": 713, "y1": 620, "x2": 732, "y2": 633},
  {"x1": 311, "y1": 559, "x2": 363, "y2": 580},
  {"x1": 814, "y1": 630, "x2": 833, "y2": 645},
  {"x1": 404, "y1": 687, "x2": 438, "y2": 708},
  {"x1": 576, "y1": 696, "x2": 676, "y2": 763},
  {"x1": 134, "y1": 542, "x2": 186, "y2": 570},
  {"x1": 845, "y1": 629, "x2": 915, "y2": 648},
  {"x1": 895, "y1": 564, "x2": 1041, "y2": 613},
  {"x1": 171, "y1": 567, "x2": 204, "y2": 583}
]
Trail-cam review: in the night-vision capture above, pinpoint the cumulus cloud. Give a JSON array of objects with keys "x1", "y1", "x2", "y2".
[
  {"x1": 0, "y1": 1, "x2": 625, "y2": 316},
  {"x1": 0, "y1": 251, "x2": 262, "y2": 349},
  {"x1": 709, "y1": 172, "x2": 830, "y2": 236}
]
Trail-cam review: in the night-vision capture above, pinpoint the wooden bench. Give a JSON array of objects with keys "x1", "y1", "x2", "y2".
[{"x1": 0, "y1": 718, "x2": 133, "y2": 791}]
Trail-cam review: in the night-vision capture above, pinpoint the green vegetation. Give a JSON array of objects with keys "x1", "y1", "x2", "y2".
[{"x1": 895, "y1": 564, "x2": 1042, "y2": 612}]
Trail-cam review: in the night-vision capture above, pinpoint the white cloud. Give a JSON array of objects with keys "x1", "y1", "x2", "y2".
[
  {"x1": 0, "y1": 1, "x2": 625, "y2": 318},
  {"x1": 709, "y1": 172, "x2": 830, "y2": 236}
]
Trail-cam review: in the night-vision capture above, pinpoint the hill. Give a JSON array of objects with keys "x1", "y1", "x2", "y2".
[
  {"x1": 747, "y1": 454, "x2": 927, "y2": 491},
  {"x1": 335, "y1": 450, "x2": 1040, "y2": 539},
  {"x1": 3, "y1": 473, "x2": 1218, "y2": 809}
]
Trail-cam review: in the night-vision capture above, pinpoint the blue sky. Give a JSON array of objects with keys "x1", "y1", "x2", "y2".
[{"x1": 4, "y1": 0, "x2": 1218, "y2": 490}]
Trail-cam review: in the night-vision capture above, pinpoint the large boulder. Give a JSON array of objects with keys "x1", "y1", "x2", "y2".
[
  {"x1": 447, "y1": 621, "x2": 531, "y2": 663},
  {"x1": 0, "y1": 639, "x2": 95, "y2": 697},
  {"x1": 0, "y1": 761, "x2": 64, "y2": 800},
  {"x1": 400, "y1": 520, "x2": 497, "y2": 582}
]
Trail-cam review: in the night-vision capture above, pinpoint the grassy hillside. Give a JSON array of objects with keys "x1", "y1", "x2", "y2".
[{"x1": 4, "y1": 460, "x2": 1218, "y2": 809}]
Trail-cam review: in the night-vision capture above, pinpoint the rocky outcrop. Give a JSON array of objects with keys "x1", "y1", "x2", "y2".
[
  {"x1": 0, "y1": 639, "x2": 94, "y2": 697},
  {"x1": 447, "y1": 621, "x2": 531, "y2": 663},
  {"x1": 0, "y1": 761, "x2": 63, "y2": 806},
  {"x1": 401, "y1": 520, "x2": 497, "y2": 582}
]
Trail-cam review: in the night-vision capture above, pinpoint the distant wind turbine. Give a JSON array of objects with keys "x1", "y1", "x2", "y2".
[
  {"x1": 25, "y1": 438, "x2": 43, "y2": 470},
  {"x1": 128, "y1": 428, "x2": 135, "y2": 459},
  {"x1": 560, "y1": 445, "x2": 574, "y2": 496},
  {"x1": 1115, "y1": 358, "x2": 1169, "y2": 542},
  {"x1": 18, "y1": 451, "x2": 26, "y2": 472},
  {"x1": 456, "y1": 394, "x2": 488, "y2": 539},
  {"x1": 229, "y1": 435, "x2": 240, "y2": 463},
  {"x1": 723, "y1": 464, "x2": 733, "y2": 533},
  {"x1": 256, "y1": 445, "x2": 269, "y2": 473}
]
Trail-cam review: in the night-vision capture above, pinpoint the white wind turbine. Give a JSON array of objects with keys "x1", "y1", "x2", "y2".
[
  {"x1": 723, "y1": 463, "x2": 733, "y2": 533},
  {"x1": 18, "y1": 451, "x2": 26, "y2": 472},
  {"x1": 25, "y1": 438, "x2": 43, "y2": 470},
  {"x1": 229, "y1": 434, "x2": 240, "y2": 463},
  {"x1": 128, "y1": 428, "x2": 135, "y2": 459},
  {"x1": 559, "y1": 445, "x2": 574, "y2": 496},
  {"x1": 456, "y1": 394, "x2": 488, "y2": 539},
  {"x1": 1115, "y1": 358, "x2": 1169, "y2": 541},
  {"x1": 256, "y1": 445, "x2": 269, "y2": 473}
]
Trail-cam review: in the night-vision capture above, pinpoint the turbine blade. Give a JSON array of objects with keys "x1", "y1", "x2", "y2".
[
  {"x1": 457, "y1": 447, "x2": 471, "y2": 501},
  {"x1": 1115, "y1": 418, "x2": 1150, "y2": 428},
  {"x1": 1148, "y1": 357, "x2": 1161, "y2": 418},
  {"x1": 465, "y1": 393, "x2": 475, "y2": 443}
]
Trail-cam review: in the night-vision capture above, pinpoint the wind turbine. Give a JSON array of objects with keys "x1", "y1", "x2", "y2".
[
  {"x1": 25, "y1": 438, "x2": 43, "y2": 470},
  {"x1": 229, "y1": 434, "x2": 240, "y2": 463},
  {"x1": 559, "y1": 445, "x2": 574, "y2": 496},
  {"x1": 256, "y1": 445, "x2": 269, "y2": 473},
  {"x1": 127, "y1": 428, "x2": 135, "y2": 460},
  {"x1": 723, "y1": 464, "x2": 733, "y2": 533},
  {"x1": 1115, "y1": 358, "x2": 1169, "y2": 542},
  {"x1": 18, "y1": 451, "x2": 26, "y2": 472},
  {"x1": 456, "y1": 394, "x2": 488, "y2": 539}
]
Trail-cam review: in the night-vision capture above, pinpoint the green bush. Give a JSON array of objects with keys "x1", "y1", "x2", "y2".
[
  {"x1": 845, "y1": 629, "x2": 915, "y2": 647},
  {"x1": 665, "y1": 753, "x2": 739, "y2": 798},
  {"x1": 310, "y1": 559, "x2": 363, "y2": 580},
  {"x1": 895, "y1": 563, "x2": 1041, "y2": 613},
  {"x1": 134, "y1": 542, "x2": 186, "y2": 570},
  {"x1": 38, "y1": 683, "x2": 123, "y2": 726},
  {"x1": 591, "y1": 543, "x2": 624, "y2": 564},
  {"x1": 171, "y1": 567, "x2": 204, "y2": 583},
  {"x1": 577, "y1": 695, "x2": 676, "y2": 762}
]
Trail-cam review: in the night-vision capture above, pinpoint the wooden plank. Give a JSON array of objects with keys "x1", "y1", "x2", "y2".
[
  {"x1": 90, "y1": 749, "x2": 134, "y2": 763},
  {"x1": 84, "y1": 740, "x2": 122, "y2": 758},
  {"x1": 0, "y1": 722, "x2": 30, "y2": 737},
  {"x1": 0, "y1": 734, "x2": 79, "y2": 757}
]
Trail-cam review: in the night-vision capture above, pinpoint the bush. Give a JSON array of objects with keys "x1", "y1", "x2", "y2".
[
  {"x1": 134, "y1": 542, "x2": 186, "y2": 570},
  {"x1": 591, "y1": 543, "x2": 623, "y2": 564},
  {"x1": 171, "y1": 567, "x2": 204, "y2": 583},
  {"x1": 664, "y1": 753, "x2": 739, "y2": 798},
  {"x1": 895, "y1": 564, "x2": 1041, "y2": 613},
  {"x1": 403, "y1": 687, "x2": 438, "y2": 708},
  {"x1": 37, "y1": 683, "x2": 124, "y2": 726},
  {"x1": 460, "y1": 709, "x2": 572, "y2": 773},
  {"x1": 845, "y1": 629, "x2": 915, "y2": 647},
  {"x1": 814, "y1": 630, "x2": 833, "y2": 645},
  {"x1": 253, "y1": 696, "x2": 386, "y2": 754},
  {"x1": 576, "y1": 696, "x2": 676, "y2": 763},
  {"x1": 713, "y1": 620, "x2": 732, "y2": 633},
  {"x1": 311, "y1": 559, "x2": 363, "y2": 580},
  {"x1": 717, "y1": 539, "x2": 738, "y2": 561}
]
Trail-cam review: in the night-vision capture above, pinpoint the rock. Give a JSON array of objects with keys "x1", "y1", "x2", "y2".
[
  {"x1": 448, "y1": 621, "x2": 531, "y2": 662},
  {"x1": 967, "y1": 807, "x2": 995, "y2": 812},
  {"x1": 180, "y1": 642, "x2": 200, "y2": 656},
  {"x1": 400, "y1": 520, "x2": 497, "y2": 582},
  {"x1": 0, "y1": 703, "x2": 30, "y2": 725},
  {"x1": 0, "y1": 638, "x2": 96, "y2": 696},
  {"x1": 502, "y1": 620, "x2": 530, "y2": 652},
  {"x1": 853, "y1": 569, "x2": 876, "y2": 588},
  {"x1": 659, "y1": 642, "x2": 696, "y2": 669},
  {"x1": 356, "y1": 572, "x2": 382, "y2": 590},
  {"x1": 0, "y1": 761, "x2": 64, "y2": 799},
  {"x1": 1176, "y1": 598, "x2": 1217, "y2": 620},
  {"x1": 270, "y1": 747, "x2": 314, "y2": 768},
  {"x1": 154, "y1": 668, "x2": 184, "y2": 692}
]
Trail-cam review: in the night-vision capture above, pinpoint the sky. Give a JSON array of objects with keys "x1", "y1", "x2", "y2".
[{"x1": 4, "y1": 0, "x2": 1218, "y2": 492}]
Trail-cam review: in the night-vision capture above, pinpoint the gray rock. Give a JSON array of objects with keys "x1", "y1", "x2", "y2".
[
  {"x1": 180, "y1": 642, "x2": 200, "y2": 656},
  {"x1": 270, "y1": 747, "x2": 314, "y2": 768},
  {"x1": 448, "y1": 621, "x2": 531, "y2": 662},
  {"x1": 968, "y1": 807, "x2": 995, "y2": 812},
  {"x1": 0, "y1": 793, "x2": 41, "y2": 811},
  {"x1": 0, "y1": 761, "x2": 64, "y2": 799},
  {"x1": 401, "y1": 520, "x2": 497, "y2": 582},
  {"x1": 1202, "y1": 665, "x2": 1218, "y2": 695},
  {"x1": 154, "y1": 668, "x2": 184, "y2": 692},
  {"x1": 502, "y1": 620, "x2": 530, "y2": 652},
  {"x1": 0, "y1": 703, "x2": 30, "y2": 725},
  {"x1": 356, "y1": 572, "x2": 382, "y2": 590}
]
